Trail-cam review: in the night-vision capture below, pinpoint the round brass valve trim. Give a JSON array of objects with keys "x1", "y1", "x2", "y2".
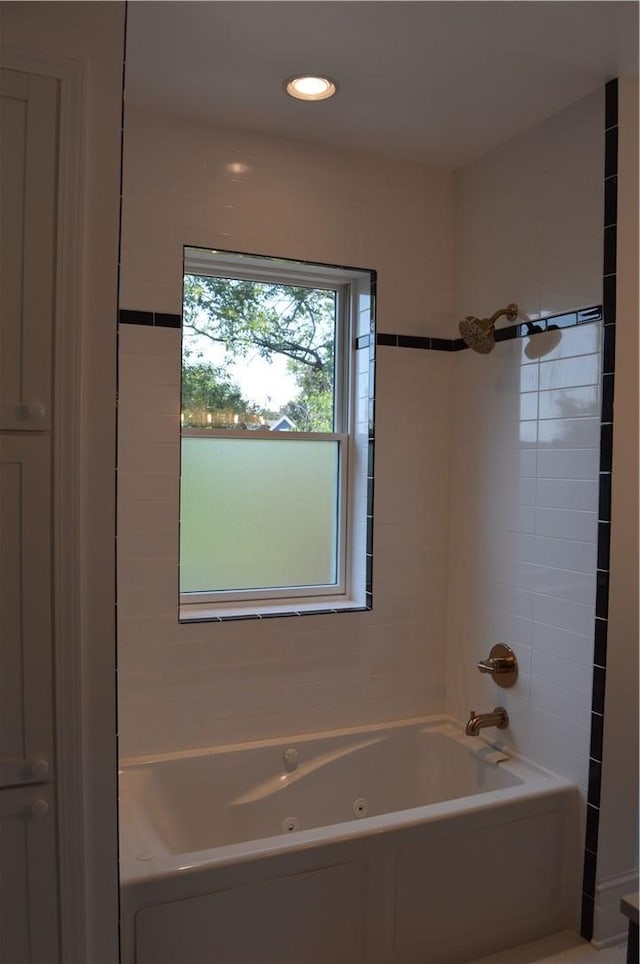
[{"x1": 476, "y1": 643, "x2": 518, "y2": 688}]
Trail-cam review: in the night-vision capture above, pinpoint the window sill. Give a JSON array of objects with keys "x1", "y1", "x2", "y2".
[{"x1": 179, "y1": 598, "x2": 370, "y2": 624}]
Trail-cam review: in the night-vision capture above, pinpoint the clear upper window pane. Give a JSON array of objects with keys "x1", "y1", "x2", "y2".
[{"x1": 182, "y1": 275, "x2": 337, "y2": 433}]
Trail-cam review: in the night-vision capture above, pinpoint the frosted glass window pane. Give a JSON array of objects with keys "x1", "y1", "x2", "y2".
[{"x1": 180, "y1": 437, "x2": 339, "y2": 593}]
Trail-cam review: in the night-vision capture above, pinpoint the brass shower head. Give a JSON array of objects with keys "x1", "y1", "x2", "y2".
[{"x1": 458, "y1": 303, "x2": 518, "y2": 354}]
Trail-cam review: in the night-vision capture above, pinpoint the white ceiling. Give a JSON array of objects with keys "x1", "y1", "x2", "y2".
[{"x1": 125, "y1": 1, "x2": 638, "y2": 168}]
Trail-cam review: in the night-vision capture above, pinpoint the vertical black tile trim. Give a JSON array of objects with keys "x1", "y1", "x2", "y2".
[
  {"x1": 604, "y1": 175, "x2": 618, "y2": 228},
  {"x1": 598, "y1": 473, "x2": 612, "y2": 522},
  {"x1": 601, "y1": 373, "x2": 614, "y2": 424},
  {"x1": 592, "y1": 665, "x2": 607, "y2": 715},
  {"x1": 603, "y1": 225, "x2": 617, "y2": 276},
  {"x1": 582, "y1": 75, "x2": 618, "y2": 946},
  {"x1": 603, "y1": 274, "x2": 616, "y2": 325},
  {"x1": 605, "y1": 78, "x2": 619, "y2": 129},
  {"x1": 585, "y1": 804, "x2": 601, "y2": 854},
  {"x1": 588, "y1": 759, "x2": 602, "y2": 809},
  {"x1": 597, "y1": 521, "x2": 611, "y2": 569},
  {"x1": 367, "y1": 440, "x2": 375, "y2": 478},
  {"x1": 594, "y1": 618, "x2": 608, "y2": 668},
  {"x1": 581, "y1": 895, "x2": 595, "y2": 942},
  {"x1": 602, "y1": 325, "x2": 616, "y2": 374},
  {"x1": 597, "y1": 540, "x2": 613, "y2": 588},
  {"x1": 599, "y1": 422, "x2": 613, "y2": 472},
  {"x1": 582, "y1": 849, "x2": 598, "y2": 899},
  {"x1": 367, "y1": 398, "x2": 375, "y2": 438},
  {"x1": 604, "y1": 126, "x2": 619, "y2": 178},
  {"x1": 590, "y1": 711, "x2": 604, "y2": 763}
]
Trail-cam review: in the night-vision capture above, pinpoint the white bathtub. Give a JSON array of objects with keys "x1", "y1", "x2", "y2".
[{"x1": 119, "y1": 715, "x2": 579, "y2": 964}]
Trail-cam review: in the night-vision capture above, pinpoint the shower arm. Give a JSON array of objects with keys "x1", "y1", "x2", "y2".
[{"x1": 488, "y1": 303, "x2": 519, "y2": 326}]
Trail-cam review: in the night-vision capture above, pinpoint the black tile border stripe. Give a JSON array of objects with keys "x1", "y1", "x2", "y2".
[
  {"x1": 580, "y1": 76, "x2": 618, "y2": 944},
  {"x1": 122, "y1": 304, "x2": 604, "y2": 348},
  {"x1": 119, "y1": 309, "x2": 153, "y2": 326},
  {"x1": 180, "y1": 606, "x2": 371, "y2": 625},
  {"x1": 376, "y1": 305, "x2": 602, "y2": 351},
  {"x1": 119, "y1": 308, "x2": 182, "y2": 328}
]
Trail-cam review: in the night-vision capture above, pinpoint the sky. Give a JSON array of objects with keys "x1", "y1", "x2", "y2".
[{"x1": 186, "y1": 333, "x2": 298, "y2": 411}]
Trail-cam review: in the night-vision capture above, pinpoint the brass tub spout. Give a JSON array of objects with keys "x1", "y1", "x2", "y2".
[{"x1": 465, "y1": 707, "x2": 509, "y2": 737}]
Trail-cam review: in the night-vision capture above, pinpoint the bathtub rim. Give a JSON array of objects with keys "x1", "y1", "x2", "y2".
[
  {"x1": 118, "y1": 713, "x2": 578, "y2": 887},
  {"x1": 118, "y1": 712, "x2": 555, "y2": 773}
]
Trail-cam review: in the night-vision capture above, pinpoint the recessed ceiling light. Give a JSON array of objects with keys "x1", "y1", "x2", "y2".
[{"x1": 284, "y1": 75, "x2": 338, "y2": 102}]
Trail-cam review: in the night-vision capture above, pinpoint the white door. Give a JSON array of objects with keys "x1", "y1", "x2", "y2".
[
  {"x1": 0, "y1": 68, "x2": 56, "y2": 432},
  {"x1": 0, "y1": 66, "x2": 60, "y2": 961},
  {"x1": 0, "y1": 786, "x2": 59, "y2": 964},
  {"x1": 0, "y1": 436, "x2": 53, "y2": 788}
]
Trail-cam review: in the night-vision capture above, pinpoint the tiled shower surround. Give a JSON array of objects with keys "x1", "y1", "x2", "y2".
[
  {"x1": 117, "y1": 321, "x2": 451, "y2": 751},
  {"x1": 117, "y1": 82, "x2": 606, "y2": 900},
  {"x1": 118, "y1": 104, "x2": 456, "y2": 755}
]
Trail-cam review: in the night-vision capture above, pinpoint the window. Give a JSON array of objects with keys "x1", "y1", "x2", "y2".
[{"x1": 179, "y1": 247, "x2": 375, "y2": 620}]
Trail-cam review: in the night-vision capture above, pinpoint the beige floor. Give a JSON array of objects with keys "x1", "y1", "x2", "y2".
[{"x1": 469, "y1": 930, "x2": 628, "y2": 964}]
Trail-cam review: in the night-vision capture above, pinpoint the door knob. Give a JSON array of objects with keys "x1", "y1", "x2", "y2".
[
  {"x1": 29, "y1": 758, "x2": 49, "y2": 780},
  {"x1": 18, "y1": 400, "x2": 46, "y2": 422}
]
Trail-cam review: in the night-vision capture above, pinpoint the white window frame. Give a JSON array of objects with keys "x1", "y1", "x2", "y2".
[{"x1": 179, "y1": 248, "x2": 373, "y2": 621}]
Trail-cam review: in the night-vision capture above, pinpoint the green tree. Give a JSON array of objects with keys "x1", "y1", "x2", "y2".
[
  {"x1": 181, "y1": 362, "x2": 260, "y2": 428},
  {"x1": 183, "y1": 275, "x2": 335, "y2": 431},
  {"x1": 283, "y1": 360, "x2": 334, "y2": 432}
]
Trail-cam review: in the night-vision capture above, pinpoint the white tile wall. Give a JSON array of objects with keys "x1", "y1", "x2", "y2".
[
  {"x1": 448, "y1": 88, "x2": 604, "y2": 806},
  {"x1": 117, "y1": 110, "x2": 455, "y2": 757},
  {"x1": 455, "y1": 89, "x2": 604, "y2": 329},
  {"x1": 120, "y1": 106, "x2": 455, "y2": 336},
  {"x1": 118, "y1": 88, "x2": 604, "y2": 789},
  {"x1": 447, "y1": 327, "x2": 601, "y2": 801}
]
